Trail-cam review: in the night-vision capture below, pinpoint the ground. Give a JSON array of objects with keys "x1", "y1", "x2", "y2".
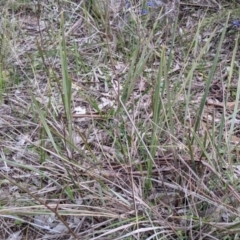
[{"x1": 1, "y1": 0, "x2": 240, "y2": 239}]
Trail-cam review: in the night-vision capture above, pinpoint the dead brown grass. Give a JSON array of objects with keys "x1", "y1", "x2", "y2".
[{"x1": 1, "y1": 0, "x2": 240, "y2": 239}]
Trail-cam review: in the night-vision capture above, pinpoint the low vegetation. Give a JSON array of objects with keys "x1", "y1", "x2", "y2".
[{"x1": 1, "y1": 0, "x2": 240, "y2": 239}]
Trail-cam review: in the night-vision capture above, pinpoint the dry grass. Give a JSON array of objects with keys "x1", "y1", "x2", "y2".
[{"x1": 1, "y1": 0, "x2": 240, "y2": 239}]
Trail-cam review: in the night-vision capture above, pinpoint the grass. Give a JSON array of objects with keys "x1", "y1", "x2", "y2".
[{"x1": 1, "y1": 0, "x2": 240, "y2": 239}]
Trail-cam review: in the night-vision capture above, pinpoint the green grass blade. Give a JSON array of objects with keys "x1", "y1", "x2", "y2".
[
  {"x1": 59, "y1": 12, "x2": 73, "y2": 154},
  {"x1": 192, "y1": 13, "x2": 230, "y2": 143}
]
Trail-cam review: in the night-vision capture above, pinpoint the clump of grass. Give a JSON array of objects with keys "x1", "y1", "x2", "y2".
[{"x1": 1, "y1": 0, "x2": 240, "y2": 239}]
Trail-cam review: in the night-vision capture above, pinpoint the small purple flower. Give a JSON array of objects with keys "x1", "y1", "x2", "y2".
[
  {"x1": 125, "y1": 1, "x2": 131, "y2": 9},
  {"x1": 233, "y1": 20, "x2": 240, "y2": 28},
  {"x1": 147, "y1": 1, "x2": 154, "y2": 7},
  {"x1": 141, "y1": 9, "x2": 148, "y2": 15}
]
